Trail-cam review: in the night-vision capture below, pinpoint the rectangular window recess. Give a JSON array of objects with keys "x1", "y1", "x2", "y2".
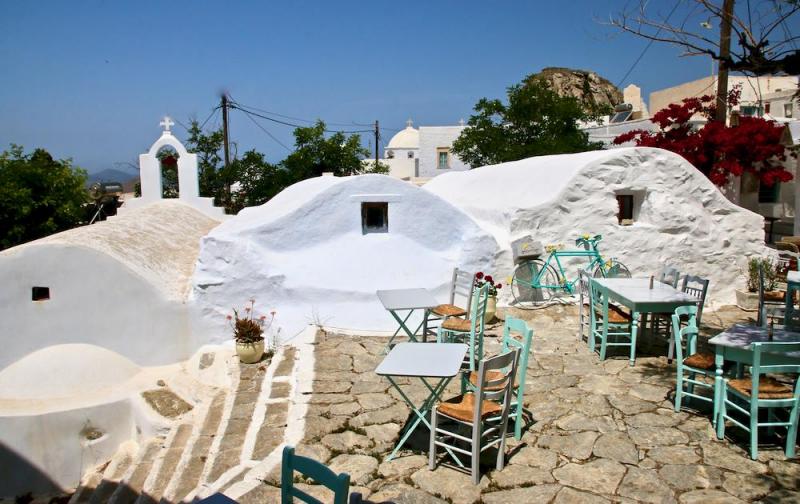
[
  {"x1": 617, "y1": 195, "x2": 634, "y2": 225},
  {"x1": 32, "y1": 286, "x2": 50, "y2": 301},
  {"x1": 362, "y1": 202, "x2": 388, "y2": 234}
]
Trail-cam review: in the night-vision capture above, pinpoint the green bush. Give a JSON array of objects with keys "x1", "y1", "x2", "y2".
[{"x1": 747, "y1": 257, "x2": 779, "y2": 292}]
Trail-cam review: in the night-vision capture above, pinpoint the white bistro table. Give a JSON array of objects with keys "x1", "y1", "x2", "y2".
[
  {"x1": 709, "y1": 324, "x2": 800, "y2": 423},
  {"x1": 375, "y1": 342, "x2": 467, "y2": 460},
  {"x1": 593, "y1": 278, "x2": 698, "y2": 365},
  {"x1": 377, "y1": 288, "x2": 439, "y2": 351}
]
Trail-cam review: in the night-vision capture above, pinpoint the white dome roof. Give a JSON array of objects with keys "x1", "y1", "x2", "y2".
[{"x1": 387, "y1": 119, "x2": 419, "y2": 149}]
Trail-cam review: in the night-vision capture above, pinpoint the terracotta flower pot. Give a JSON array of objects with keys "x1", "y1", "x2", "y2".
[{"x1": 235, "y1": 339, "x2": 264, "y2": 364}]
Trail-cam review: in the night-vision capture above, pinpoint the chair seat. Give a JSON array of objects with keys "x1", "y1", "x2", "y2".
[
  {"x1": 431, "y1": 303, "x2": 468, "y2": 317},
  {"x1": 468, "y1": 370, "x2": 519, "y2": 391},
  {"x1": 595, "y1": 305, "x2": 631, "y2": 324},
  {"x1": 436, "y1": 393, "x2": 502, "y2": 422},
  {"x1": 764, "y1": 290, "x2": 786, "y2": 302},
  {"x1": 728, "y1": 376, "x2": 795, "y2": 399},
  {"x1": 442, "y1": 317, "x2": 472, "y2": 332},
  {"x1": 683, "y1": 352, "x2": 715, "y2": 370}
]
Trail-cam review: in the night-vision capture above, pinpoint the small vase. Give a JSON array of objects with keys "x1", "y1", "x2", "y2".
[
  {"x1": 235, "y1": 339, "x2": 265, "y2": 364},
  {"x1": 485, "y1": 295, "x2": 497, "y2": 322}
]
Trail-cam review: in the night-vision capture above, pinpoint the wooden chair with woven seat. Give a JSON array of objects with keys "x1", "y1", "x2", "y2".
[
  {"x1": 716, "y1": 342, "x2": 800, "y2": 460},
  {"x1": 429, "y1": 348, "x2": 520, "y2": 484},
  {"x1": 438, "y1": 283, "x2": 490, "y2": 372},
  {"x1": 281, "y1": 445, "x2": 350, "y2": 504},
  {"x1": 671, "y1": 305, "x2": 716, "y2": 414},
  {"x1": 657, "y1": 265, "x2": 681, "y2": 288},
  {"x1": 466, "y1": 316, "x2": 533, "y2": 440},
  {"x1": 588, "y1": 278, "x2": 635, "y2": 362},
  {"x1": 426, "y1": 268, "x2": 476, "y2": 338}
]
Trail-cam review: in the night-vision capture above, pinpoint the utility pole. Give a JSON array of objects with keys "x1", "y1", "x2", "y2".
[
  {"x1": 715, "y1": 0, "x2": 735, "y2": 124},
  {"x1": 374, "y1": 120, "x2": 380, "y2": 169},
  {"x1": 221, "y1": 94, "x2": 231, "y2": 206}
]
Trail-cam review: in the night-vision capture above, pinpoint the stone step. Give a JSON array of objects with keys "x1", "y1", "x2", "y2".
[
  {"x1": 163, "y1": 391, "x2": 227, "y2": 503},
  {"x1": 87, "y1": 442, "x2": 138, "y2": 504},
  {"x1": 137, "y1": 423, "x2": 194, "y2": 504},
  {"x1": 108, "y1": 437, "x2": 163, "y2": 504},
  {"x1": 68, "y1": 469, "x2": 104, "y2": 504}
]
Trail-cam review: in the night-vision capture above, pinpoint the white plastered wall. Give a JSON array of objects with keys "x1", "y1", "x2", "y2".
[
  {"x1": 0, "y1": 245, "x2": 196, "y2": 371},
  {"x1": 425, "y1": 147, "x2": 770, "y2": 306},
  {"x1": 191, "y1": 174, "x2": 499, "y2": 342}
]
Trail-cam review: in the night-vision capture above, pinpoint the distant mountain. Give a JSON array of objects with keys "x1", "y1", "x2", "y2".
[
  {"x1": 528, "y1": 67, "x2": 622, "y2": 115},
  {"x1": 87, "y1": 168, "x2": 139, "y2": 185}
]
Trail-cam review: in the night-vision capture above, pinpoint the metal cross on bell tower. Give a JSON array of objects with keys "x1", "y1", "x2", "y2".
[{"x1": 160, "y1": 116, "x2": 174, "y2": 133}]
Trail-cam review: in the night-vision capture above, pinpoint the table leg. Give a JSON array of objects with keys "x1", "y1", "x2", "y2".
[
  {"x1": 713, "y1": 350, "x2": 724, "y2": 429},
  {"x1": 385, "y1": 309, "x2": 418, "y2": 352},
  {"x1": 385, "y1": 375, "x2": 453, "y2": 461},
  {"x1": 629, "y1": 311, "x2": 639, "y2": 366}
]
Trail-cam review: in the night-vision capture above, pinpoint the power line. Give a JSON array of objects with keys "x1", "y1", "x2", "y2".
[
  {"x1": 238, "y1": 107, "x2": 293, "y2": 151},
  {"x1": 199, "y1": 106, "x2": 221, "y2": 130},
  {"x1": 616, "y1": 1, "x2": 683, "y2": 88},
  {"x1": 228, "y1": 97, "x2": 374, "y2": 134}
]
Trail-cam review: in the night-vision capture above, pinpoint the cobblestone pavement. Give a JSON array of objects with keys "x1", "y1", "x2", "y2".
[{"x1": 245, "y1": 304, "x2": 799, "y2": 504}]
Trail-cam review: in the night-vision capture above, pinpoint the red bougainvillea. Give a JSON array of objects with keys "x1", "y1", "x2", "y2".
[{"x1": 613, "y1": 87, "x2": 793, "y2": 187}]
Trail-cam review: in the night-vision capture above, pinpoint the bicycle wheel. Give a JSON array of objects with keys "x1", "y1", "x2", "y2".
[
  {"x1": 511, "y1": 259, "x2": 562, "y2": 308},
  {"x1": 593, "y1": 259, "x2": 631, "y2": 279}
]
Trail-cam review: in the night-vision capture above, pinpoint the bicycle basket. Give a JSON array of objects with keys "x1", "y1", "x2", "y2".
[{"x1": 511, "y1": 236, "x2": 543, "y2": 264}]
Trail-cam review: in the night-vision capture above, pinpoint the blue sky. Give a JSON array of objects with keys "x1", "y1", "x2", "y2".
[{"x1": 1, "y1": 1, "x2": 795, "y2": 173}]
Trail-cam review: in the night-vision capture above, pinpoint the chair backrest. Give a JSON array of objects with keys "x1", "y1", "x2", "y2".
[
  {"x1": 469, "y1": 283, "x2": 490, "y2": 335},
  {"x1": 749, "y1": 342, "x2": 800, "y2": 401},
  {"x1": 777, "y1": 241, "x2": 800, "y2": 254},
  {"x1": 588, "y1": 278, "x2": 610, "y2": 325},
  {"x1": 670, "y1": 305, "x2": 699, "y2": 362},
  {"x1": 657, "y1": 265, "x2": 681, "y2": 288},
  {"x1": 502, "y1": 316, "x2": 533, "y2": 394},
  {"x1": 777, "y1": 251, "x2": 800, "y2": 281},
  {"x1": 450, "y1": 268, "x2": 476, "y2": 314},
  {"x1": 758, "y1": 261, "x2": 768, "y2": 303},
  {"x1": 473, "y1": 348, "x2": 520, "y2": 425},
  {"x1": 281, "y1": 446, "x2": 350, "y2": 504},
  {"x1": 681, "y1": 274, "x2": 710, "y2": 325},
  {"x1": 578, "y1": 268, "x2": 590, "y2": 299}
]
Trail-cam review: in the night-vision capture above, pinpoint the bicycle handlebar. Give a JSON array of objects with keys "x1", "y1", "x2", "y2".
[{"x1": 575, "y1": 234, "x2": 602, "y2": 247}]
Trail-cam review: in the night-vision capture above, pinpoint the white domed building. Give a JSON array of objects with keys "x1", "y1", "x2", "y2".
[{"x1": 381, "y1": 119, "x2": 420, "y2": 180}]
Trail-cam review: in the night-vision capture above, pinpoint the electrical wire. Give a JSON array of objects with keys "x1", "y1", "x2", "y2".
[
  {"x1": 238, "y1": 107, "x2": 293, "y2": 151},
  {"x1": 228, "y1": 97, "x2": 373, "y2": 134},
  {"x1": 616, "y1": 1, "x2": 684, "y2": 88}
]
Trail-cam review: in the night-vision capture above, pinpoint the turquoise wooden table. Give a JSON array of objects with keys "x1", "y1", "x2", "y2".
[
  {"x1": 375, "y1": 342, "x2": 467, "y2": 460},
  {"x1": 708, "y1": 324, "x2": 800, "y2": 424},
  {"x1": 592, "y1": 278, "x2": 697, "y2": 366}
]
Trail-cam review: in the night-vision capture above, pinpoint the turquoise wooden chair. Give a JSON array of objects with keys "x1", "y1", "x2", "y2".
[
  {"x1": 716, "y1": 342, "x2": 800, "y2": 460},
  {"x1": 281, "y1": 445, "x2": 350, "y2": 504},
  {"x1": 671, "y1": 306, "x2": 716, "y2": 414},
  {"x1": 438, "y1": 283, "x2": 490, "y2": 371},
  {"x1": 588, "y1": 279, "x2": 635, "y2": 362},
  {"x1": 466, "y1": 316, "x2": 533, "y2": 440},
  {"x1": 429, "y1": 349, "x2": 520, "y2": 484}
]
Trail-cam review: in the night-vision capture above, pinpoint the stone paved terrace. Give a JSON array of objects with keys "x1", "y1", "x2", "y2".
[{"x1": 240, "y1": 304, "x2": 800, "y2": 503}]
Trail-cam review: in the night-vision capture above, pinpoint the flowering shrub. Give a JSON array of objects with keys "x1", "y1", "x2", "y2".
[
  {"x1": 475, "y1": 271, "x2": 503, "y2": 296},
  {"x1": 613, "y1": 85, "x2": 793, "y2": 187},
  {"x1": 227, "y1": 299, "x2": 275, "y2": 345}
]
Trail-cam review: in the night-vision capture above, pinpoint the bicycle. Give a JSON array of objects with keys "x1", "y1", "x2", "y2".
[{"x1": 510, "y1": 234, "x2": 630, "y2": 308}]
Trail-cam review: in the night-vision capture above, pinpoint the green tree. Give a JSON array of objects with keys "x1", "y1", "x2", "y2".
[
  {"x1": 0, "y1": 145, "x2": 88, "y2": 250},
  {"x1": 186, "y1": 120, "x2": 227, "y2": 205},
  {"x1": 282, "y1": 120, "x2": 385, "y2": 179},
  {"x1": 452, "y1": 77, "x2": 604, "y2": 167},
  {"x1": 230, "y1": 150, "x2": 287, "y2": 211}
]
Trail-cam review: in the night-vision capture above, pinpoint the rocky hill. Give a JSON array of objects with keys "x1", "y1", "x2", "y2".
[{"x1": 529, "y1": 67, "x2": 622, "y2": 113}]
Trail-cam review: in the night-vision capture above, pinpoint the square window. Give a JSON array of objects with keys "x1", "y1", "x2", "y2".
[
  {"x1": 361, "y1": 202, "x2": 388, "y2": 234},
  {"x1": 759, "y1": 180, "x2": 780, "y2": 203},
  {"x1": 785, "y1": 103, "x2": 793, "y2": 118},
  {"x1": 32, "y1": 286, "x2": 50, "y2": 301}
]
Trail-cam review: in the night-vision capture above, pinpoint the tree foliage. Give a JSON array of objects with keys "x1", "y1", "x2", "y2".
[
  {"x1": 452, "y1": 77, "x2": 605, "y2": 168},
  {"x1": 613, "y1": 87, "x2": 794, "y2": 186},
  {"x1": 0, "y1": 145, "x2": 88, "y2": 250}
]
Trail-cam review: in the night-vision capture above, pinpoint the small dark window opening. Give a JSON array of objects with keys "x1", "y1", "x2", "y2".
[
  {"x1": 32, "y1": 286, "x2": 50, "y2": 301},
  {"x1": 759, "y1": 180, "x2": 781, "y2": 203},
  {"x1": 617, "y1": 195, "x2": 634, "y2": 225},
  {"x1": 361, "y1": 202, "x2": 388, "y2": 234}
]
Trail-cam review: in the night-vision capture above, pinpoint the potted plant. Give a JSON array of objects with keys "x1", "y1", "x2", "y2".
[
  {"x1": 475, "y1": 272, "x2": 502, "y2": 322},
  {"x1": 227, "y1": 299, "x2": 273, "y2": 364},
  {"x1": 736, "y1": 258, "x2": 780, "y2": 311}
]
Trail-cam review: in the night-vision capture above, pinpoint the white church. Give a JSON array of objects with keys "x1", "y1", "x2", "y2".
[{"x1": 371, "y1": 119, "x2": 471, "y2": 183}]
